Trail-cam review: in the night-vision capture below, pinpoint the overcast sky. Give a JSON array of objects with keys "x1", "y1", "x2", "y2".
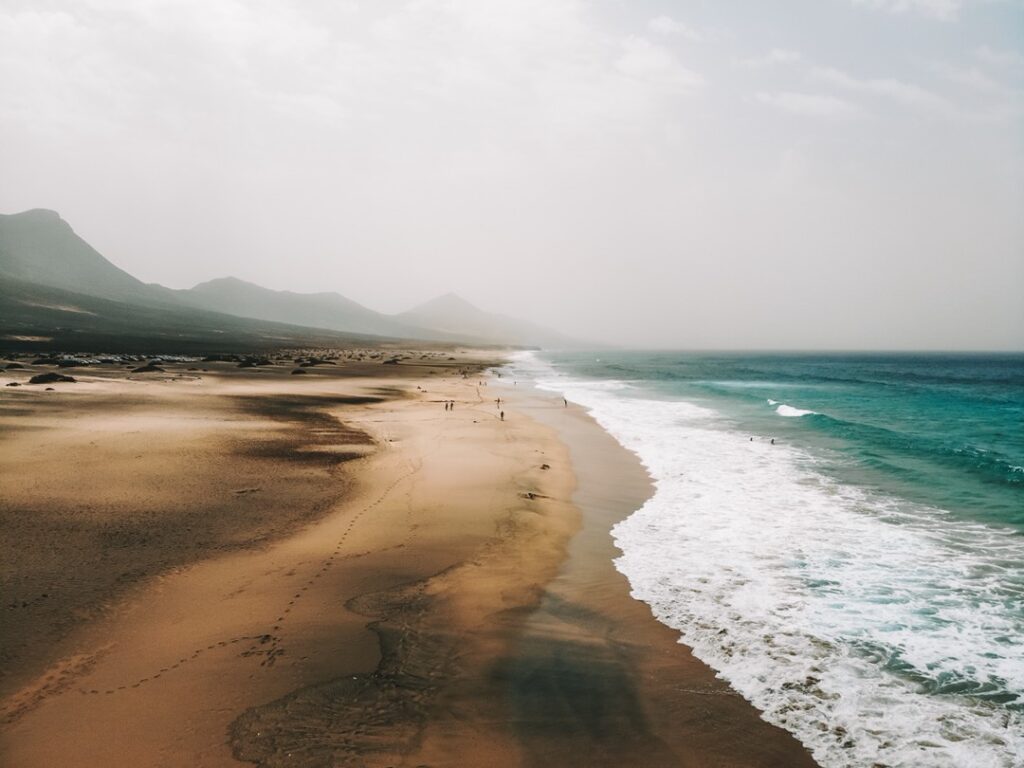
[{"x1": 1, "y1": 0, "x2": 1022, "y2": 349}]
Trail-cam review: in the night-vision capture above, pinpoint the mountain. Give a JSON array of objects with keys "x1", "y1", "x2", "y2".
[
  {"x1": 0, "y1": 210, "x2": 161, "y2": 305},
  {"x1": 0, "y1": 208, "x2": 574, "y2": 349},
  {"x1": 0, "y1": 275, "x2": 393, "y2": 354},
  {"x1": 174, "y1": 277, "x2": 449, "y2": 341},
  {"x1": 396, "y1": 292, "x2": 573, "y2": 348},
  {"x1": 0, "y1": 212, "x2": 417, "y2": 351}
]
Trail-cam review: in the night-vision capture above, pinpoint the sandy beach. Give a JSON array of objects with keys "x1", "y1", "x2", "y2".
[{"x1": 0, "y1": 351, "x2": 816, "y2": 767}]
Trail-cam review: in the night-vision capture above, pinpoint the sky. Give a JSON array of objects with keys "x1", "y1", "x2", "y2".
[{"x1": 1, "y1": 0, "x2": 1022, "y2": 350}]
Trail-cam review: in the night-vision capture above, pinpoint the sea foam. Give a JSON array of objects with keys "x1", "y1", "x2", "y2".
[
  {"x1": 775, "y1": 402, "x2": 817, "y2": 417},
  {"x1": 509, "y1": 352, "x2": 1024, "y2": 768}
]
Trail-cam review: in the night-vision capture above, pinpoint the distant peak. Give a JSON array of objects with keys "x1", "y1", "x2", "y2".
[
  {"x1": 191, "y1": 276, "x2": 259, "y2": 290},
  {"x1": 421, "y1": 292, "x2": 478, "y2": 310},
  {"x1": 1, "y1": 209, "x2": 72, "y2": 234},
  {"x1": 8, "y1": 208, "x2": 64, "y2": 222}
]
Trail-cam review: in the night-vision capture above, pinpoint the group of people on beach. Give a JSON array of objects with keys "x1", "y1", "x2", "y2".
[
  {"x1": 441, "y1": 391, "x2": 570, "y2": 421},
  {"x1": 441, "y1": 397, "x2": 507, "y2": 420}
]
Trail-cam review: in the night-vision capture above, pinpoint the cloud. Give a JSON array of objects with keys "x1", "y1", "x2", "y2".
[
  {"x1": 848, "y1": 0, "x2": 965, "y2": 21},
  {"x1": 756, "y1": 91, "x2": 862, "y2": 118},
  {"x1": 812, "y1": 66, "x2": 949, "y2": 110},
  {"x1": 925, "y1": 60, "x2": 1024, "y2": 121},
  {"x1": 0, "y1": 0, "x2": 1020, "y2": 353},
  {"x1": 931, "y1": 63, "x2": 1006, "y2": 93},
  {"x1": 740, "y1": 48, "x2": 803, "y2": 68},
  {"x1": 615, "y1": 36, "x2": 705, "y2": 92},
  {"x1": 0, "y1": 0, "x2": 711, "y2": 149},
  {"x1": 647, "y1": 15, "x2": 702, "y2": 41},
  {"x1": 975, "y1": 45, "x2": 1024, "y2": 74},
  {"x1": 766, "y1": 48, "x2": 802, "y2": 64}
]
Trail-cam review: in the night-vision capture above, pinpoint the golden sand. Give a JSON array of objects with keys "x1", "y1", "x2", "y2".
[{"x1": 0, "y1": 355, "x2": 816, "y2": 767}]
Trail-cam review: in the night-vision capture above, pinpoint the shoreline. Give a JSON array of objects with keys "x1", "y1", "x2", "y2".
[
  {"x1": 502, "y1": 382, "x2": 819, "y2": 767},
  {"x1": 1, "y1": 352, "x2": 817, "y2": 766}
]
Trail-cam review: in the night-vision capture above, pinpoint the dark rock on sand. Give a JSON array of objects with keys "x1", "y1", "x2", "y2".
[
  {"x1": 132, "y1": 364, "x2": 165, "y2": 373},
  {"x1": 238, "y1": 357, "x2": 272, "y2": 368},
  {"x1": 6, "y1": 382, "x2": 21, "y2": 387},
  {"x1": 6, "y1": 363, "x2": 25, "y2": 370},
  {"x1": 291, "y1": 369, "x2": 307, "y2": 375},
  {"x1": 28, "y1": 372, "x2": 76, "y2": 384}
]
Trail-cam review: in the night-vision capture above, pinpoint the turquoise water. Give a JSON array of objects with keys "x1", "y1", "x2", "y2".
[
  {"x1": 549, "y1": 352, "x2": 1024, "y2": 530},
  {"x1": 513, "y1": 351, "x2": 1024, "y2": 768}
]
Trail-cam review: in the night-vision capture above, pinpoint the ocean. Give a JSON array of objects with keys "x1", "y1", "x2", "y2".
[{"x1": 507, "y1": 350, "x2": 1024, "y2": 768}]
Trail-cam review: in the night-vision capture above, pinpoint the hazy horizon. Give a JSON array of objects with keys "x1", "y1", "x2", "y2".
[{"x1": 2, "y1": 1, "x2": 1022, "y2": 351}]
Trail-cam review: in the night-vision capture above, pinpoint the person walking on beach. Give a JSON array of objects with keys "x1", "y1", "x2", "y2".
[
  {"x1": 563, "y1": 398, "x2": 568, "y2": 408},
  {"x1": 500, "y1": 411, "x2": 505, "y2": 421}
]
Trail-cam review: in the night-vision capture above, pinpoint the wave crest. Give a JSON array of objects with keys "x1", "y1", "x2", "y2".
[{"x1": 774, "y1": 402, "x2": 817, "y2": 417}]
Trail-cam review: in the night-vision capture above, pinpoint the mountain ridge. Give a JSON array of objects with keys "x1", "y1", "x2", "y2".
[
  {"x1": 0, "y1": 209, "x2": 159, "y2": 305},
  {"x1": 172, "y1": 276, "x2": 455, "y2": 341},
  {"x1": 0, "y1": 273, "x2": 410, "y2": 354},
  {"x1": 0, "y1": 209, "x2": 574, "y2": 349},
  {"x1": 397, "y1": 292, "x2": 573, "y2": 348}
]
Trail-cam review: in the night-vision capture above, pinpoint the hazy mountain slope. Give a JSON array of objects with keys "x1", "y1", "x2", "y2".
[
  {"x1": 0, "y1": 276, "x2": 396, "y2": 354},
  {"x1": 0, "y1": 210, "x2": 162, "y2": 304},
  {"x1": 395, "y1": 292, "x2": 573, "y2": 348},
  {"x1": 175, "y1": 277, "x2": 449, "y2": 340},
  {"x1": 0, "y1": 208, "x2": 571, "y2": 348},
  {"x1": 0, "y1": 211, "x2": 444, "y2": 341}
]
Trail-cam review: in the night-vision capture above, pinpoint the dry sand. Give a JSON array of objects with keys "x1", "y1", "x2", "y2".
[{"x1": 0, "y1": 353, "x2": 817, "y2": 767}]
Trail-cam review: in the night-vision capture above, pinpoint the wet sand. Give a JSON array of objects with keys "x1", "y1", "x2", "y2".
[
  {"x1": 504, "y1": 389, "x2": 820, "y2": 767},
  {"x1": 0, "y1": 352, "x2": 817, "y2": 766}
]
